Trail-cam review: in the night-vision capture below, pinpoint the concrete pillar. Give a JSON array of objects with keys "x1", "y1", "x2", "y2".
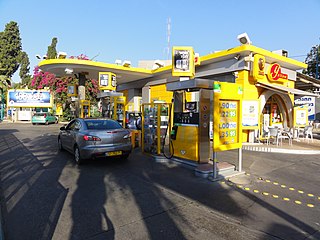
[{"x1": 77, "y1": 72, "x2": 87, "y2": 117}]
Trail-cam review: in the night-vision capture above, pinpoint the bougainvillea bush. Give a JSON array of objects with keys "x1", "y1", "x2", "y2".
[{"x1": 31, "y1": 62, "x2": 99, "y2": 119}]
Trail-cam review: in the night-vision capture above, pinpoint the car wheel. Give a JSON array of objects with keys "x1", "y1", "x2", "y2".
[
  {"x1": 58, "y1": 138, "x2": 64, "y2": 151},
  {"x1": 74, "y1": 146, "x2": 83, "y2": 165},
  {"x1": 32, "y1": 123, "x2": 35, "y2": 125}
]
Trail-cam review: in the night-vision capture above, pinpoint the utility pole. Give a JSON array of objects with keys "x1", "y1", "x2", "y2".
[{"x1": 316, "y1": 43, "x2": 319, "y2": 80}]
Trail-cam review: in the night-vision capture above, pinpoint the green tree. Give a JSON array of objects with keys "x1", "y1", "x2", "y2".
[
  {"x1": 303, "y1": 45, "x2": 320, "y2": 79},
  {"x1": 46, "y1": 37, "x2": 58, "y2": 59},
  {"x1": 18, "y1": 51, "x2": 31, "y2": 87},
  {"x1": 0, "y1": 21, "x2": 22, "y2": 87}
]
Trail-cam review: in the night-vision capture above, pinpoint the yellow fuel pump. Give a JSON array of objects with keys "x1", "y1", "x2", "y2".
[
  {"x1": 79, "y1": 100, "x2": 90, "y2": 118},
  {"x1": 168, "y1": 89, "x2": 211, "y2": 163}
]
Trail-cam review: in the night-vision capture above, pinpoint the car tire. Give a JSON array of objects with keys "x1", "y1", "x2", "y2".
[
  {"x1": 58, "y1": 138, "x2": 64, "y2": 151},
  {"x1": 74, "y1": 146, "x2": 83, "y2": 165},
  {"x1": 32, "y1": 123, "x2": 36, "y2": 125}
]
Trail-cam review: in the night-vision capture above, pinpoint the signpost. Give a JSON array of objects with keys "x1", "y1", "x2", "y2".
[{"x1": 213, "y1": 82, "x2": 243, "y2": 178}]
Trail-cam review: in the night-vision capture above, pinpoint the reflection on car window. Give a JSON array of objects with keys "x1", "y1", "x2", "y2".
[
  {"x1": 85, "y1": 120, "x2": 122, "y2": 130},
  {"x1": 66, "y1": 120, "x2": 76, "y2": 130}
]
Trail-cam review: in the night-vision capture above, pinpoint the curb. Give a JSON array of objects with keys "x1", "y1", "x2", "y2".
[{"x1": 242, "y1": 145, "x2": 320, "y2": 155}]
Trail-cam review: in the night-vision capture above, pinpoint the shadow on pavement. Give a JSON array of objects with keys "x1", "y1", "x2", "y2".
[{"x1": 0, "y1": 133, "x2": 68, "y2": 240}]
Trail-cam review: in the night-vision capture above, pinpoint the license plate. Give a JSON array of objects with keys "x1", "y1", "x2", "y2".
[{"x1": 105, "y1": 151, "x2": 122, "y2": 156}]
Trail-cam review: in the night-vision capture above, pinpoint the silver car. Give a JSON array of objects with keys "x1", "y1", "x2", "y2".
[{"x1": 58, "y1": 118, "x2": 132, "y2": 164}]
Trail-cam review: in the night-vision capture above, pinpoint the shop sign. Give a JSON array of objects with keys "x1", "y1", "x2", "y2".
[
  {"x1": 267, "y1": 63, "x2": 288, "y2": 81},
  {"x1": 253, "y1": 54, "x2": 265, "y2": 81},
  {"x1": 172, "y1": 46, "x2": 195, "y2": 78},
  {"x1": 99, "y1": 72, "x2": 117, "y2": 91},
  {"x1": 7, "y1": 90, "x2": 52, "y2": 107}
]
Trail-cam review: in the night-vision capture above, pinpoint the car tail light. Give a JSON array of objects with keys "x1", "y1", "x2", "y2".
[
  {"x1": 83, "y1": 135, "x2": 101, "y2": 141},
  {"x1": 43, "y1": 114, "x2": 46, "y2": 118}
]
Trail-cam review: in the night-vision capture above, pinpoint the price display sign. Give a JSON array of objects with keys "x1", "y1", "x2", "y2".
[
  {"x1": 213, "y1": 82, "x2": 242, "y2": 151},
  {"x1": 99, "y1": 72, "x2": 116, "y2": 91},
  {"x1": 219, "y1": 101, "x2": 238, "y2": 145},
  {"x1": 172, "y1": 46, "x2": 195, "y2": 78}
]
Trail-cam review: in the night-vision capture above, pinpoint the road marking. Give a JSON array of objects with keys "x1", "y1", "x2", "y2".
[
  {"x1": 283, "y1": 197, "x2": 290, "y2": 201},
  {"x1": 265, "y1": 179, "x2": 271, "y2": 183},
  {"x1": 272, "y1": 195, "x2": 279, "y2": 199},
  {"x1": 273, "y1": 182, "x2": 279, "y2": 185},
  {"x1": 307, "y1": 194, "x2": 314, "y2": 197},
  {"x1": 253, "y1": 189, "x2": 259, "y2": 193},
  {"x1": 307, "y1": 204, "x2": 315, "y2": 208},
  {"x1": 281, "y1": 185, "x2": 286, "y2": 188},
  {"x1": 244, "y1": 187, "x2": 250, "y2": 191},
  {"x1": 237, "y1": 185, "x2": 243, "y2": 189},
  {"x1": 289, "y1": 187, "x2": 295, "y2": 191},
  {"x1": 294, "y1": 200, "x2": 302, "y2": 205},
  {"x1": 298, "y1": 190, "x2": 304, "y2": 194},
  {"x1": 262, "y1": 192, "x2": 269, "y2": 196}
]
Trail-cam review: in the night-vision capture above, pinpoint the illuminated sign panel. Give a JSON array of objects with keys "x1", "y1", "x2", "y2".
[{"x1": 7, "y1": 90, "x2": 52, "y2": 107}]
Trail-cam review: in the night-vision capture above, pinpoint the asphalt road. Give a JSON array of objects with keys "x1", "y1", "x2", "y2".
[{"x1": 0, "y1": 122, "x2": 319, "y2": 240}]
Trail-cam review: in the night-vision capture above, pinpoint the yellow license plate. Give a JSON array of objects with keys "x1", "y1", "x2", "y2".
[{"x1": 105, "y1": 151, "x2": 122, "y2": 156}]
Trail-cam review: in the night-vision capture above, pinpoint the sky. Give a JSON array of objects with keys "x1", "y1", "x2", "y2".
[{"x1": 0, "y1": 0, "x2": 319, "y2": 83}]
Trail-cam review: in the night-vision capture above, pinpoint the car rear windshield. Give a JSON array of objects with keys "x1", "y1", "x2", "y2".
[{"x1": 85, "y1": 120, "x2": 122, "y2": 130}]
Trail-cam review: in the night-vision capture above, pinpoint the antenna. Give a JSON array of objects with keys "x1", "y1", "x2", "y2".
[{"x1": 164, "y1": 17, "x2": 171, "y2": 60}]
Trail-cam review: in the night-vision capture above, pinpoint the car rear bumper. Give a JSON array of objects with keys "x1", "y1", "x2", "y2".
[{"x1": 80, "y1": 143, "x2": 132, "y2": 159}]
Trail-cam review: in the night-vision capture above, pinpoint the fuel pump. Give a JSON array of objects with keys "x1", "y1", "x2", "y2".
[
  {"x1": 113, "y1": 96, "x2": 126, "y2": 126},
  {"x1": 79, "y1": 100, "x2": 90, "y2": 118},
  {"x1": 167, "y1": 80, "x2": 211, "y2": 163}
]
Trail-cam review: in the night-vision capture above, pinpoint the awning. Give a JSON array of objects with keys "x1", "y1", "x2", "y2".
[{"x1": 255, "y1": 82, "x2": 320, "y2": 97}]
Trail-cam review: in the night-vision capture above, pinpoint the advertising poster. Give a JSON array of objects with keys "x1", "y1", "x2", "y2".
[
  {"x1": 242, "y1": 100, "x2": 259, "y2": 128},
  {"x1": 7, "y1": 90, "x2": 52, "y2": 107},
  {"x1": 294, "y1": 96, "x2": 315, "y2": 121},
  {"x1": 296, "y1": 109, "x2": 307, "y2": 126}
]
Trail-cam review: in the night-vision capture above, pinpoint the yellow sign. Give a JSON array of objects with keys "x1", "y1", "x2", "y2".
[
  {"x1": 253, "y1": 54, "x2": 265, "y2": 81},
  {"x1": 99, "y1": 72, "x2": 116, "y2": 91},
  {"x1": 172, "y1": 46, "x2": 195, "y2": 78},
  {"x1": 67, "y1": 84, "x2": 77, "y2": 97},
  {"x1": 267, "y1": 63, "x2": 288, "y2": 81},
  {"x1": 213, "y1": 82, "x2": 243, "y2": 151},
  {"x1": 56, "y1": 104, "x2": 63, "y2": 116}
]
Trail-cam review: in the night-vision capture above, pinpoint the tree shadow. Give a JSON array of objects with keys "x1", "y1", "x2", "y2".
[{"x1": 0, "y1": 133, "x2": 68, "y2": 240}]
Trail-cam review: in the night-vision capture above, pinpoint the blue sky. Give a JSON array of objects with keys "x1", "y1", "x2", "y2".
[{"x1": 0, "y1": 0, "x2": 319, "y2": 83}]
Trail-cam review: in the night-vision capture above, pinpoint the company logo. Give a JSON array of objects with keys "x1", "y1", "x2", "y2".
[
  {"x1": 258, "y1": 58, "x2": 265, "y2": 71},
  {"x1": 267, "y1": 63, "x2": 288, "y2": 81}
]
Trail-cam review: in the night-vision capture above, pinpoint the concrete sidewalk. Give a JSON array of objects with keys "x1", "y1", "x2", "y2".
[{"x1": 242, "y1": 136, "x2": 320, "y2": 154}]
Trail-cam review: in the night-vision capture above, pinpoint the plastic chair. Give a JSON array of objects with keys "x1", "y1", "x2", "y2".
[
  {"x1": 304, "y1": 126, "x2": 313, "y2": 143},
  {"x1": 277, "y1": 128, "x2": 293, "y2": 145},
  {"x1": 267, "y1": 127, "x2": 279, "y2": 145}
]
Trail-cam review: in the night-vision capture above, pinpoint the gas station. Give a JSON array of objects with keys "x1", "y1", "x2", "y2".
[{"x1": 38, "y1": 38, "x2": 318, "y2": 179}]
